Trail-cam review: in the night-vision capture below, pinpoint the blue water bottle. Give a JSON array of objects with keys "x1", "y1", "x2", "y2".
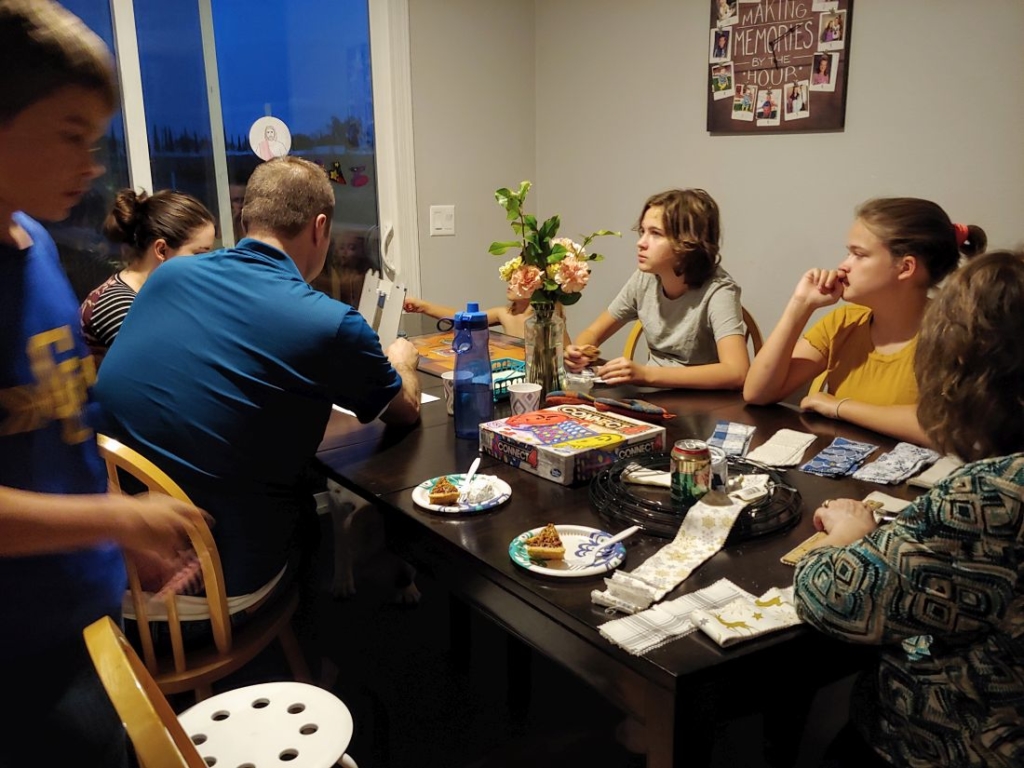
[{"x1": 453, "y1": 302, "x2": 494, "y2": 440}]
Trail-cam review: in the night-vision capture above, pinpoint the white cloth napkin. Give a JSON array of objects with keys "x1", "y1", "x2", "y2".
[
  {"x1": 592, "y1": 491, "x2": 747, "y2": 613},
  {"x1": 745, "y1": 428, "x2": 816, "y2": 467},
  {"x1": 690, "y1": 585, "x2": 802, "y2": 647},
  {"x1": 598, "y1": 578, "x2": 755, "y2": 655},
  {"x1": 907, "y1": 455, "x2": 964, "y2": 489}
]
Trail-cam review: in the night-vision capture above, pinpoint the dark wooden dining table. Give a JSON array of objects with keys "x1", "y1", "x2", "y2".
[{"x1": 315, "y1": 375, "x2": 923, "y2": 768}]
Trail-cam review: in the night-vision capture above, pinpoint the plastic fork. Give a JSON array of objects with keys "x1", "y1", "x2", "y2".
[{"x1": 568, "y1": 525, "x2": 640, "y2": 570}]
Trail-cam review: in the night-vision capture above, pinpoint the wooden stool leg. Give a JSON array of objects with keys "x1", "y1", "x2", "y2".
[{"x1": 279, "y1": 624, "x2": 312, "y2": 683}]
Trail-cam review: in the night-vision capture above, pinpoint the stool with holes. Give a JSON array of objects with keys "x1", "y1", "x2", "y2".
[
  {"x1": 179, "y1": 682, "x2": 358, "y2": 768},
  {"x1": 84, "y1": 616, "x2": 359, "y2": 768}
]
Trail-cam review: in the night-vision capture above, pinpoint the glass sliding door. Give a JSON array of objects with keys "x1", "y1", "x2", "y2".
[{"x1": 48, "y1": 0, "x2": 383, "y2": 308}]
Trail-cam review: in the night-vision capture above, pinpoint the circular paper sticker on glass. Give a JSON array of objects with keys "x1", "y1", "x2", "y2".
[{"x1": 249, "y1": 116, "x2": 292, "y2": 161}]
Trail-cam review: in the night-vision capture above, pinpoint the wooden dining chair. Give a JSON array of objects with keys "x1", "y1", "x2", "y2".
[
  {"x1": 621, "y1": 305, "x2": 764, "y2": 360},
  {"x1": 96, "y1": 434, "x2": 311, "y2": 701},
  {"x1": 84, "y1": 616, "x2": 358, "y2": 768}
]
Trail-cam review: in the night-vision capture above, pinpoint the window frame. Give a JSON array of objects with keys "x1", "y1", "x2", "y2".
[{"x1": 107, "y1": 0, "x2": 420, "y2": 291}]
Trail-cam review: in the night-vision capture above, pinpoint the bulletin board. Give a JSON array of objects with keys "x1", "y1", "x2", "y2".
[{"x1": 706, "y1": 0, "x2": 853, "y2": 134}]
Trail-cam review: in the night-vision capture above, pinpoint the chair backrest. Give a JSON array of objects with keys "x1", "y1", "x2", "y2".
[
  {"x1": 621, "y1": 305, "x2": 764, "y2": 361},
  {"x1": 84, "y1": 616, "x2": 207, "y2": 768},
  {"x1": 95, "y1": 435, "x2": 233, "y2": 678}
]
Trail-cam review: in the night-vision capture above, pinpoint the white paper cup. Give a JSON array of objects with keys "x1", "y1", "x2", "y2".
[
  {"x1": 509, "y1": 381, "x2": 543, "y2": 415},
  {"x1": 441, "y1": 370, "x2": 455, "y2": 416}
]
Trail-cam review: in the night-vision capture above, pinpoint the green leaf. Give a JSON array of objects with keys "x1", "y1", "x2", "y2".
[
  {"x1": 559, "y1": 292, "x2": 582, "y2": 306},
  {"x1": 588, "y1": 253, "x2": 605, "y2": 262},
  {"x1": 515, "y1": 180, "x2": 532, "y2": 200},
  {"x1": 523, "y1": 214, "x2": 537, "y2": 233},
  {"x1": 489, "y1": 240, "x2": 520, "y2": 255},
  {"x1": 494, "y1": 188, "x2": 513, "y2": 208},
  {"x1": 538, "y1": 215, "x2": 560, "y2": 241}
]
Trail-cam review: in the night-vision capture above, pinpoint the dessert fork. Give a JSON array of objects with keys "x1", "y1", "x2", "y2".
[{"x1": 568, "y1": 525, "x2": 640, "y2": 570}]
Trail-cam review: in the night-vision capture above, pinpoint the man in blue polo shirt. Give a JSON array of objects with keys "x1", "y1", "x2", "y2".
[{"x1": 94, "y1": 156, "x2": 421, "y2": 599}]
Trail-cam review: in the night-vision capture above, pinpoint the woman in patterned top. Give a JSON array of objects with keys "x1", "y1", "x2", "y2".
[
  {"x1": 80, "y1": 188, "x2": 215, "y2": 365},
  {"x1": 794, "y1": 250, "x2": 1024, "y2": 767}
]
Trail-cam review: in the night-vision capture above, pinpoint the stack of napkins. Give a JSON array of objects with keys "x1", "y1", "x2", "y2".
[
  {"x1": 706, "y1": 420, "x2": 756, "y2": 457},
  {"x1": 689, "y1": 585, "x2": 802, "y2": 647},
  {"x1": 799, "y1": 437, "x2": 877, "y2": 477},
  {"x1": 598, "y1": 579, "x2": 802, "y2": 654},
  {"x1": 852, "y1": 442, "x2": 940, "y2": 484},
  {"x1": 598, "y1": 578, "x2": 755, "y2": 655},
  {"x1": 745, "y1": 428, "x2": 816, "y2": 467}
]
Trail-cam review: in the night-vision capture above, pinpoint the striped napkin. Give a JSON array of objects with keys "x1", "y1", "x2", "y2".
[
  {"x1": 598, "y1": 578, "x2": 755, "y2": 655},
  {"x1": 706, "y1": 420, "x2": 756, "y2": 457}
]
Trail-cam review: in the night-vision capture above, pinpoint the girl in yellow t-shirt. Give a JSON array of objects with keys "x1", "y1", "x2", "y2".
[{"x1": 744, "y1": 197, "x2": 986, "y2": 444}]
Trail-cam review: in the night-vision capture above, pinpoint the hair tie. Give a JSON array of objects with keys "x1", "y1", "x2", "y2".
[{"x1": 953, "y1": 222, "x2": 970, "y2": 247}]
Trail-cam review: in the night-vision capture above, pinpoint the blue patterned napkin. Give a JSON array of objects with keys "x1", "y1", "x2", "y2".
[
  {"x1": 852, "y1": 442, "x2": 940, "y2": 484},
  {"x1": 706, "y1": 420, "x2": 756, "y2": 457},
  {"x1": 799, "y1": 437, "x2": 877, "y2": 477}
]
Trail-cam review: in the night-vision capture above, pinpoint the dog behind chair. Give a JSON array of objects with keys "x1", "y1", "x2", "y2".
[{"x1": 325, "y1": 479, "x2": 419, "y2": 604}]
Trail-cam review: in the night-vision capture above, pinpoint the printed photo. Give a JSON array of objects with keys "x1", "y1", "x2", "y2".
[
  {"x1": 784, "y1": 80, "x2": 810, "y2": 120},
  {"x1": 716, "y1": 0, "x2": 738, "y2": 27},
  {"x1": 818, "y1": 10, "x2": 847, "y2": 51},
  {"x1": 711, "y1": 63, "x2": 735, "y2": 100},
  {"x1": 731, "y1": 84, "x2": 755, "y2": 121},
  {"x1": 809, "y1": 52, "x2": 837, "y2": 92},
  {"x1": 710, "y1": 28, "x2": 732, "y2": 62},
  {"x1": 812, "y1": 0, "x2": 838, "y2": 10},
  {"x1": 756, "y1": 88, "x2": 780, "y2": 127}
]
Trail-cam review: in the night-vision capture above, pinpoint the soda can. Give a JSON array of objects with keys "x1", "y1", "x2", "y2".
[
  {"x1": 708, "y1": 445, "x2": 728, "y2": 490},
  {"x1": 670, "y1": 439, "x2": 712, "y2": 509}
]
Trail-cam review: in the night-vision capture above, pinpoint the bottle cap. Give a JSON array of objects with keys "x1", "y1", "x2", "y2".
[{"x1": 455, "y1": 302, "x2": 488, "y2": 329}]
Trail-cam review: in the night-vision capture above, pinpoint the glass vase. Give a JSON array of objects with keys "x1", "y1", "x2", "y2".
[{"x1": 524, "y1": 303, "x2": 565, "y2": 400}]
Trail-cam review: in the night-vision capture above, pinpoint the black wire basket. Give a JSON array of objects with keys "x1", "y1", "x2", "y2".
[{"x1": 589, "y1": 453, "x2": 802, "y2": 542}]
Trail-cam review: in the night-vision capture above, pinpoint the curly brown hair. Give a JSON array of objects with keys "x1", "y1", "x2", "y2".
[
  {"x1": 636, "y1": 189, "x2": 721, "y2": 288},
  {"x1": 916, "y1": 250, "x2": 1024, "y2": 462}
]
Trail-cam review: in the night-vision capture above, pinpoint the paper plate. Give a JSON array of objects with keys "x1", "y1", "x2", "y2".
[
  {"x1": 412, "y1": 474, "x2": 511, "y2": 515},
  {"x1": 508, "y1": 524, "x2": 627, "y2": 578}
]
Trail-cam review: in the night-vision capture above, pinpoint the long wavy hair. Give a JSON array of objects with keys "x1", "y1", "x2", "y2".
[
  {"x1": 636, "y1": 188, "x2": 722, "y2": 288},
  {"x1": 915, "y1": 250, "x2": 1024, "y2": 461}
]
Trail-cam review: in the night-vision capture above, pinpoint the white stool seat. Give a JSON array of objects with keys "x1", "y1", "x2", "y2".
[{"x1": 179, "y1": 681, "x2": 355, "y2": 767}]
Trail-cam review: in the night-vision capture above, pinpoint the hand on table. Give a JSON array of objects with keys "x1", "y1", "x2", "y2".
[
  {"x1": 799, "y1": 391, "x2": 841, "y2": 419},
  {"x1": 595, "y1": 357, "x2": 645, "y2": 386},
  {"x1": 812, "y1": 497, "x2": 877, "y2": 547}
]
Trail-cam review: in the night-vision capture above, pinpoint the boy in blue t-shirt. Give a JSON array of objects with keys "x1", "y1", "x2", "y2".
[{"x1": 0, "y1": 1, "x2": 204, "y2": 763}]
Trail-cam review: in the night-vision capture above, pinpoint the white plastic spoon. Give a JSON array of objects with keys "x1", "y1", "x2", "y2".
[{"x1": 459, "y1": 457, "x2": 481, "y2": 501}]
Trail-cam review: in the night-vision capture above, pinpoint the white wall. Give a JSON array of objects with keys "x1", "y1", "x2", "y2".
[
  {"x1": 411, "y1": 0, "x2": 1024, "y2": 347},
  {"x1": 409, "y1": 0, "x2": 536, "y2": 315}
]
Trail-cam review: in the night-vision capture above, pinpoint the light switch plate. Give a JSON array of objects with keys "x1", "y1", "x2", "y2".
[{"x1": 429, "y1": 204, "x2": 455, "y2": 236}]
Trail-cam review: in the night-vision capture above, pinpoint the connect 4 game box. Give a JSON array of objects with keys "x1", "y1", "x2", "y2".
[{"x1": 479, "y1": 404, "x2": 667, "y2": 486}]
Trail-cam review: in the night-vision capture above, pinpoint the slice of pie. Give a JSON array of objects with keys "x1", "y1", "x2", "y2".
[
  {"x1": 579, "y1": 344, "x2": 601, "y2": 362},
  {"x1": 428, "y1": 476, "x2": 461, "y2": 505},
  {"x1": 524, "y1": 523, "x2": 565, "y2": 560}
]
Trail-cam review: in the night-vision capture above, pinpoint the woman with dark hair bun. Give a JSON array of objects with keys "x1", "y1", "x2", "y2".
[
  {"x1": 793, "y1": 250, "x2": 1024, "y2": 768},
  {"x1": 744, "y1": 196, "x2": 987, "y2": 444},
  {"x1": 81, "y1": 188, "x2": 215, "y2": 364}
]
